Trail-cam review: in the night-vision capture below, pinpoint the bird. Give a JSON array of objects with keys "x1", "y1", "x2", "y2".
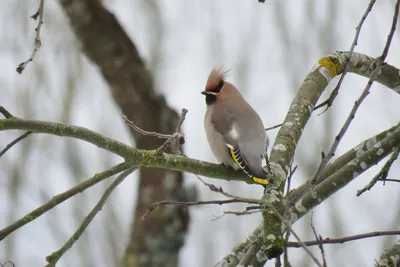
[{"x1": 202, "y1": 68, "x2": 271, "y2": 186}]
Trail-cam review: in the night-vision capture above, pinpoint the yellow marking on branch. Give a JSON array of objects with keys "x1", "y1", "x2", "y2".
[{"x1": 318, "y1": 57, "x2": 341, "y2": 76}]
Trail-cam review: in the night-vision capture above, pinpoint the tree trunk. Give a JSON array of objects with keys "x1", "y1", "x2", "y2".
[{"x1": 59, "y1": 1, "x2": 190, "y2": 266}]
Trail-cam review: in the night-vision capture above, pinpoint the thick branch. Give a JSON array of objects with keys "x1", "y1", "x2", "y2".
[
  {"x1": 289, "y1": 123, "x2": 400, "y2": 222},
  {"x1": 0, "y1": 118, "x2": 251, "y2": 183},
  {"x1": 220, "y1": 48, "x2": 400, "y2": 263},
  {"x1": 376, "y1": 240, "x2": 400, "y2": 267}
]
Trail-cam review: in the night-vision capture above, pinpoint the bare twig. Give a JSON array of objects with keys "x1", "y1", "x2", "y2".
[
  {"x1": 282, "y1": 161, "x2": 296, "y2": 266},
  {"x1": 310, "y1": 214, "x2": 327, "y2": 267},
  {"x1": 268, "y1": 204, "x2": 323, "y2": 267},
  {"x1": 287, "y1": 230, "x2": 400, "y2": 247},
  {"x1": 212, "y1": 209, "x2": 261, "y2": 221},
  {"x1": 285, "y1": 160, "x2": 297, "y2": 196},
  {"x1": 311, "y1": 0, "x2": 399, "y2": 184},
  {"x1": 195, "y1": 175, "x2": 262, "y2": 203},
  {"x1": 0, "y1": 131, "x2": 33, "y2": 158},
  {"x1": 157, "y1": 108, "x2": 187, "y2": 153},
  {"x1": 0, "y1": 162, "x2": 130, "y2": 241},
  {"x1": 378, "y1": 178, "x2": 400, "y2": 183},
  {"x1": 357, "y1": 146, "x2": 400, "y2": 196},
  {"x1": 174, "y1": 108, "x2": 187, "y2": 133},
  {"x1": 45, "y1": 167, "x2": 136, "y2": 266},
  {"x1": 123, "y1": 108, "x2": 187, "y2": 153},
  {"x1": 0, "y1": 106, "x2": 13, "y2": 118},
  {"x1": 1, "y1": 261, "x2": 15, "y2": 267},
  {"x1": 314, "y1": 0, "x2": 376, "y2": 112},
  {"x1": 123, "y1": 115, "x2": 173, "y2": 139},
  {"x1": 16, "y1": 0, "x2": 45, "y2": 74},
  {"x1": 223, "y1": 209, "x2": 261, "y2": 216},
  {"x1": 265, "y1": 123, "x2": 283, "y2": 131},
  {"x1": 141, "y1": 198, "x2": 254, "y2": 220}
]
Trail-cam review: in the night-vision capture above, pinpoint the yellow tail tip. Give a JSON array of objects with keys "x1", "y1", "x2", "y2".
[{"x1": 253, "y1": 177, "x2": 268, "y2": 185}]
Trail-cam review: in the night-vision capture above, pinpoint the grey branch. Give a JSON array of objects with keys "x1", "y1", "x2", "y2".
[
  {"x1": 375, "y1": 240, "x2": 400, "y2": 267},
  {"x1": 16, "y1": 0, "x2": 45, "y2": 74},
  {"x1": 311, "y1": 0, "x2": 400, "y2": 184},
  {"x1": 0, "y1": 162, "x2": 130, "y2": 241},
  {"x1": 45, "y1": 167, "x2": 137, "y2": 266}
]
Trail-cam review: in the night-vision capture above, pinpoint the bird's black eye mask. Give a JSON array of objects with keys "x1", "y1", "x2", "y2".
[
  {"x1": 202, "y1": 81, "x2": 224, "y2": 105},
  {"x1": 209, "y1": 80, "x2": 224, "y2": 93}
]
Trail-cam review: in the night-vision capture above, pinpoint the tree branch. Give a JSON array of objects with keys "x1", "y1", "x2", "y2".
[
  {"x1": 141, "y1": 198, "x2": 261, "y2": 221},
  {"x1": 219, "y1": 115, "x2": 400, "y2": 265},
  {"x1": 16, "y1": 0, "x2": 45, "y2": 74},
  {"x1": 0, "y1": 117, "x2": 254, "y2": 182},
  {"x1": 45, "y1": 167, "x2": 137, "y2": 266},
  {"x1": 311, "y1": 0, "x2": 400, "y2": 184},
  {"x1": 289, "y1": 123, "x2": 400, "y2": 222},
  {"x1": 357, "y1": 146, "x2": 400, "y2": 196},
  {"x1": 314, "y1": 0, "x2": 376, "y2": 111},
  {"x1": 0, "y1": 162, "x2": 130, "y2": 241},
  {"x1": 375, "y1": 240, "x2": 400, "y2": 267},
  {"x1": 0, "y1": 131, "x2": 33, "y2": 158},
  {"x1": 287, "y1": 230, "x2": 400, "y2": 247}
]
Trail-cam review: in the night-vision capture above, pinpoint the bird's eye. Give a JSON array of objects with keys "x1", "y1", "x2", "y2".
[
  {"x1": 214, "y1": 81, "x2": 224, "y2": 92},
  {"x1": 206, "y1": 80, "x2": 224, "y2": 94}
]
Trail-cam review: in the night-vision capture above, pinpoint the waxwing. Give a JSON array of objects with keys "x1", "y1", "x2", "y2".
[{"x1": 202, "y1": 68, "x2": 271, "y2": 185}]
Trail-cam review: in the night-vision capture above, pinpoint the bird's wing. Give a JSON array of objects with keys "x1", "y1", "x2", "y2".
[
  {"x1": 210, "y1": 106, "x2": 270, "y2": 185},
  {"x1": 228, "y1": 145, "x2": 269, "y2": 185}
]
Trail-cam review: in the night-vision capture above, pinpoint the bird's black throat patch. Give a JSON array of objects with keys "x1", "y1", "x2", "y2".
[{"x1": 205, "y1": 94, "x2": 217, "y2": 105}]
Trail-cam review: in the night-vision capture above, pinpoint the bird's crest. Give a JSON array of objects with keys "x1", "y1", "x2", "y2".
[{"x1": 205, "y1": 67, "x2": 230, "y2": 91}]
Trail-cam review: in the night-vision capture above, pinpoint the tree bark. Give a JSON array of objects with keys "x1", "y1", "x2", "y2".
[{"x1": 58, "y1": 1, "x2": 190, "y2": 266}]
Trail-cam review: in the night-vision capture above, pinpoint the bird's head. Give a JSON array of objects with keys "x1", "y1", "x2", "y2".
[{"x1": 202, "y1": 68, "x2": 239, "y2": 105}]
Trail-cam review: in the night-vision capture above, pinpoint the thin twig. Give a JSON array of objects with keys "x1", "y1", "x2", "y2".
[
  {"x1": 223, "y1": 209, "x2": 261, "y2": 216},
  {"x1": 0, "y1": 162, "x2": 130, "y2": 241},
  {"x1": 283, "y1": 161, "x2": 296, "y2": 266},
  {"x1": 45, "y1": 167, "x2": 136, "y2": 266},
  {"x1": 378, "y1": 178, "x2": 400, "y2": 183},
  {"x1": 265, "y1": 123, "x2": 283, "y2": 131},
  {"x1": 157, "y1": 108, "x2": 187, "y2": 153},
  {"x1": 16, "y1": 0, "x2": 45, "y2": 74},
  {"x1": 287, "y1": 230, "x2": 400, "y2": 247},
  {"x1": 311, "y1": 1, "x2": 399, "y2": 184},
  {"x1": 123, "y1": 108, "x2": 187, "y2": 153},
  {"x1": 357, "y1": 146, "x2": 400, "y2": 196},
  {"x1": 1, "y1": 261, "x2": 15, "y2": 267},
  {"x1": 0, "y1": 106, "x2": 13, "y2": 118},
  {"x1": 141, "y1": 198, "x2": 254, "y2": 220},
  {"x1": 195, "y1": 175, "x2": 262, "y2": 204},
  {"x1": 123, "y1": 115, "x2": 173, "y2": 139},
  {"x1": 310, "y1": 214, "x2": 327, "y2": 267},
  {"x1": 0, "y1": 131, "x2": 33, "y2": 158},
  {"x1": 285, "y1": 160, "x2": 297, "y2": 196},
  {"x1": 175, "y1": 108, "x2": 187, "y2": 133},
  {"x1": 212, "y1": 209, "x2": 261, "y2": 221},
  {"x1": 314, "y1": 0, "x2": 376, "y2": 112},
  {"x1": 267, "y1": 204, "x2": 323, "y2": 267}
]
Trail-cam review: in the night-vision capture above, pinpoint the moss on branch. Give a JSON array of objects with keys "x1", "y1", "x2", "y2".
[{"x1": 0, "y1": 117, "x2": 252, "y2": 183}]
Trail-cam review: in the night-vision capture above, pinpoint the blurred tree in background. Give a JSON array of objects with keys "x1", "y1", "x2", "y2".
[{"x1": 0, "y1": 1, "x2": 399, "y2": 267}]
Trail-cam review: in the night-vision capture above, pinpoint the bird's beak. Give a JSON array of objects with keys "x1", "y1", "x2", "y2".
[{"x1": 201, "y1": 91, "x2": 216, "y2": 95}]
